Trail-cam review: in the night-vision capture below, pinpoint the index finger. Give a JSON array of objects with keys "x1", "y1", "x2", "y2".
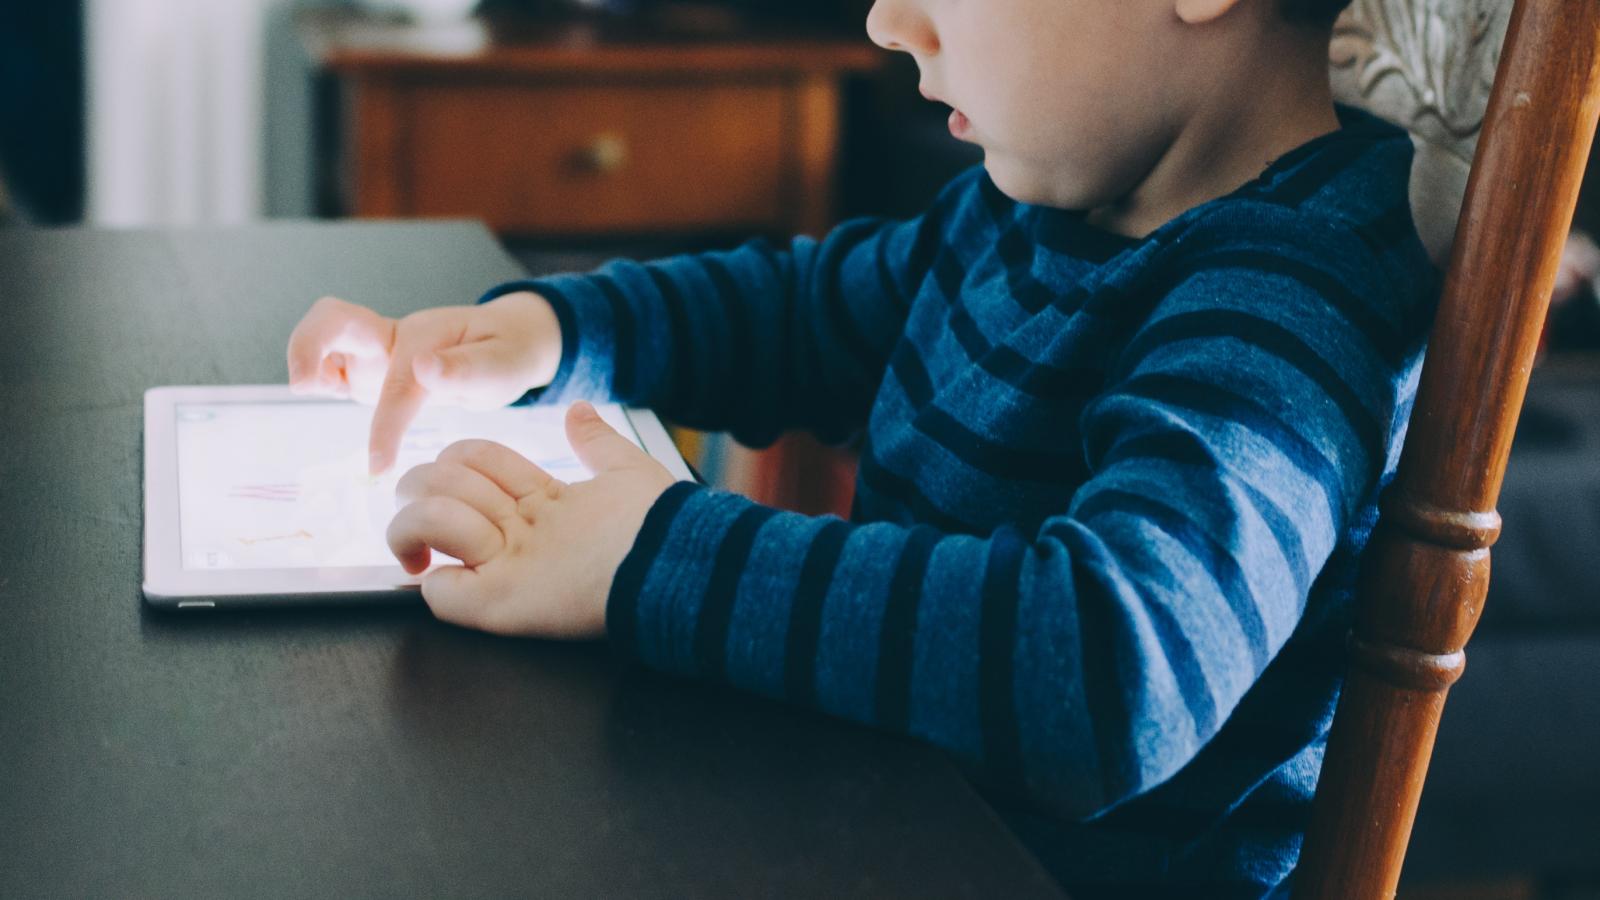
[
  {"x1": 369, "y1": 323, "x2": 441, "y2": 477},
  {"x1": 368, "y1": 349, "x2": 428, "y2": 476},
  {"x1": 437, "y1": 439, "x2": 562, "y2": 502}
]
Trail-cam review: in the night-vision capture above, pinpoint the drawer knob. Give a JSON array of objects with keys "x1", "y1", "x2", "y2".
[{"x1": 579, "y1": 134, "x2": 629, "y2": 175}]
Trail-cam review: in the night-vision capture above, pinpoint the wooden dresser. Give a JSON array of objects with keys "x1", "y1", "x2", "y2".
[{"x1": 300, "y1": 8, "x2": 883, "y2": 239}]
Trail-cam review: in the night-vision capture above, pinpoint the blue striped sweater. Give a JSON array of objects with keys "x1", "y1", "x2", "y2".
[{"x1": 480, "y1": 105, "x2": 1438, "y2": 898}]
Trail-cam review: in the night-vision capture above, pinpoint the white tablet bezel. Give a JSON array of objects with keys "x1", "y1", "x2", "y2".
[{"x1": 142, "y1": 385, "x2": 696, "y2": 609}]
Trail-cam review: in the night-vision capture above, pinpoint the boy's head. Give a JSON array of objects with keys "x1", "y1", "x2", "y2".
[{"x1": 868, "y1": 0, "x2": 1353, "y2": 227}]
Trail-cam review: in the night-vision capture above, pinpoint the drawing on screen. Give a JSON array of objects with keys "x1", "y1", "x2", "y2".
[
  {"x1": 540, "y1": 454, "x2": 582, "y2": 472},
  {"x1": 237, "y1": 528, "x2": 314, "y2": 546},
  {"x1": 227, "y1": 483, "x2": 301, "y2": 502}
]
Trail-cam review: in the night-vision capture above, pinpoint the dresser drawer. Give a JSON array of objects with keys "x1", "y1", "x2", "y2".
[{"x1": 401, "y1": 80, "x2": 792, "y2": 234}]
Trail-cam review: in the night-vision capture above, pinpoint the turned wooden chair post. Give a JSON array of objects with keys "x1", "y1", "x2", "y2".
[{"x1": 1294, "y1": 1, "x2": 1600, "y2": 897}]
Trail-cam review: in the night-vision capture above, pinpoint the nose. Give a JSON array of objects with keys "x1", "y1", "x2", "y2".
[{"x1": 865, "y1": 0, "x2": 939, "y2": 56}]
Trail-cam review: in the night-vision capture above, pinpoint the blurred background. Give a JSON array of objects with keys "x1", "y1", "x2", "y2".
[
  {"x1": 0, "y1": 0, "x2": 975, "y2": 230},
  {"x1": 1, "y1": 0, "x2": 982, "y2": 509},
  {"x1": 2, "y1": 2, "x2": 1598, "y2": 898}
]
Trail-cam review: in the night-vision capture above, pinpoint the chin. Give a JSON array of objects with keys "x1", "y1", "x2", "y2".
[
  {"x1": 981, "y1": 159, "x2": 1035, "y2": 203},
  {"x1": 981, "y1": 157, "x2": 1091, "y2": 210}
]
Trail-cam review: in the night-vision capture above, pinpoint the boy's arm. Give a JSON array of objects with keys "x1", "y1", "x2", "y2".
[
  {"x1": 604, "y1": 229, "x2": 1431, "y2": 819},
  {"x1": 480, "y1": 170, "x2": 979, "y2": 447}
]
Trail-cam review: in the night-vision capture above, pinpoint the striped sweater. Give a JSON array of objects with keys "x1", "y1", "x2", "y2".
[{"x1": 480, "y1": 105, "x2": 1438, "y2": 898}]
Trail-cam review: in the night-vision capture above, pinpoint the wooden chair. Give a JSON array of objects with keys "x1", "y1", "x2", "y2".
[{"x1": 1295, "y1": 0, "x2": 1600, "y2": 896}]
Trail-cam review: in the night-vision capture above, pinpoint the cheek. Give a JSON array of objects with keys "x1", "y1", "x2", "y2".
[
  {"x1": 980, "y1": 57, "x2": 1180, "y2": 208},
  {"x1": 980, "y1": 90, "x2": 1144, "y2": 206},
  {"x1": 963, "y1": 38, "x2": 1105, "y2": 148}
]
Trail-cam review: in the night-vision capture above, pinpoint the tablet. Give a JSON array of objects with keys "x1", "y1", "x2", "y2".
[{"x1": 142, "y1": 385, "x2": 695, "y2": 609}]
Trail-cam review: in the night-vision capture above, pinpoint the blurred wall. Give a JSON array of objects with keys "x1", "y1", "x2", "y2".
[
  {"x1": 86, "y1": 0, "x2": 321, "y2": 225},
  {"x1": 263, "y1": 1, "x2": 320, "y2": 218}
]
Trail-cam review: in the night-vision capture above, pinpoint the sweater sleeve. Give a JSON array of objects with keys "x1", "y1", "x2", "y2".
[
  {"x1": 604, "y1": 230, "x2": 1428, "y2": 820},
  {"x1": 476, "y1": 171, "x2": 979, "y2": 447}
]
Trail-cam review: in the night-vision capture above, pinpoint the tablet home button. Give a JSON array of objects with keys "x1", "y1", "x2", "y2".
[{"x1": 176, "y1": 601, "x2": 216, "y2": 609}]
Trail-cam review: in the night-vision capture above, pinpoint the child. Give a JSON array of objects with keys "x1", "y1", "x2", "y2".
[{"x1": 286, "y1": 0, "x2": 1437, "y2": 895}]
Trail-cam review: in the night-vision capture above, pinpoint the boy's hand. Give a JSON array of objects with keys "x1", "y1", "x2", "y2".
[
  {"x1": 285, "y1": 291, "x2": 563, "y2": 475},
  {"x1": 386, "y1": 401, "x2": 677, "y2": 639}
]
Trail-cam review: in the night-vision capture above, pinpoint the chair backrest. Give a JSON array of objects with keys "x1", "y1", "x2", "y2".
[
  {"x1": 1295, "y1": 1, "x2": 1600, "y2": 897},
  {"x1": 1329, "y1": 0, "x2": 1512, "y2": 266}
]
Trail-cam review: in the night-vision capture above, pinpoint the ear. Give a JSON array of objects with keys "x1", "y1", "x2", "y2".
[{"x1": 1174, "y1": 0, "x2": 1245, "y2": 26}]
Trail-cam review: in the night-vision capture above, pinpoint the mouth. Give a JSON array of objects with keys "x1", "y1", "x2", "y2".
[
  {"x1": 947, "y1": 108, "x2": 972, "y2": 139},
  {"x1": 920, "y1": 85, "x2": 973, "y2": 140}
]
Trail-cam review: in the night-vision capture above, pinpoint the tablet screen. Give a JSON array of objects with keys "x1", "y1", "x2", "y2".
[{"x1": 173, "y1": 401, "x2": 639, "y2": 571}]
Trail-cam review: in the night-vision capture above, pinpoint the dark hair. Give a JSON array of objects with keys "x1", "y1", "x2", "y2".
[{"x1": 1281, "y1": 0, "x2": 1354, "y2": 26}]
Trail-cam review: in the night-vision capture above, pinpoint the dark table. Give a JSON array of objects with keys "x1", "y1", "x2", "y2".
[{"x1": 0, "y1": 222, "x2": 1062, "y2": 899}]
